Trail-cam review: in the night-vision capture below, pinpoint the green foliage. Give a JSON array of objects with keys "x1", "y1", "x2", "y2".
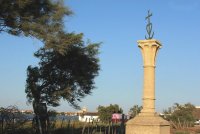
[
  {"x1": 97, "y1": 104, "x2": 123, "y2": 122},
  {"x1": 129, "y1": 105, "x2": 142, "y2": 118},
  {"x1": 0, "y1": 0, "x2": 72, "y2": 48},
  {"x1": 25, "y1": 32, "x2": 100, "y2": 109},
  {"x1": 163, "y1": 103, "x2": 196, "y2": 128},
  {"x1": 175, "y1": 131, "x2": 189, "y2": 134}
]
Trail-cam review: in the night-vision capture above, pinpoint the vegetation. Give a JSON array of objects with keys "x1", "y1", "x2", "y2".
[
  {"x1": 25, "y1": 35, "x2": 100, "y2": 109},
  {"x1": 25, "y1": 33, "x2": 100, "y2": 133},
  {"x1": 0, "y1": 106, "x2": 31, "y2": 134},
  {"x1": 129, "y1": 105, "x2": 142, "y2": 118},
  {"x1": 1, "y1": 104, "x2": 200, "y2": 134},
  {"x1": 2, "y1": 1, "x2": 200, "y2": 134},
  {"x1": 174, "y1": 131, "x2": 189, "y2": 134},
  {"x1": 0, "y1": 0, "x2": 72, "y2": 48},
  {"x1": 97, "y1": 104, "x2": 123, "y2": 123},
  {"x1": 0, "y1": 0, "x2": 102, "y2": 133},
  {"x1": 163, "y1": 103, "x2": 196, "y2": 129},
  {"x1": 0, "y1": 106, "x2": 124, "y2": 134}
]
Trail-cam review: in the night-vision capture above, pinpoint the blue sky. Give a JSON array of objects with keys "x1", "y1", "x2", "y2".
[{"x1": 0, "y1": 0, "x2": 200, "y2": 113}]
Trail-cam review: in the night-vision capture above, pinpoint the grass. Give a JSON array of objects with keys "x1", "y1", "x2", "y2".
[
  {"x1": 175, "y1": 132, "x2": 190, "y2": 134},
  {"x1": 0, "y1": 120, "x2": 123, "y2": 134},
  {"x1": 2, "y1": 119, "x2": 199, "y2": 134}
]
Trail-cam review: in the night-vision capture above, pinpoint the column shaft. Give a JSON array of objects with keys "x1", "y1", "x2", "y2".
[{"x1": 142, "y1": 65, "x2": 155, "y2": 114}]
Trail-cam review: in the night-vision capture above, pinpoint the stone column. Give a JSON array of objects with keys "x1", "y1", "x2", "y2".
[
  {"x1": 126, "y1": 39, "x2": 170, "y2": 134},
  {"x1": 138, "y1": 39, "x2": 160, "y2": 116}
]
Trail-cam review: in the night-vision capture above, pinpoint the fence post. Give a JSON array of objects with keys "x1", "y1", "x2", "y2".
[{"x1": 120, "y1": 114, "x2": 125, "y2": 134}]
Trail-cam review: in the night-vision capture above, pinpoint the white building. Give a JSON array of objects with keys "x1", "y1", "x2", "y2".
[{"x1": 78, "y1": 112, "x2": 99, "y2": 122}]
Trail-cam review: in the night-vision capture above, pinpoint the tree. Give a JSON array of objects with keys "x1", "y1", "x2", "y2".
[
  {"x1": 163, "y1": 103, "x2": 196, "y2": 128},
  {"x1": 25, "y1": 33, "x2": 100, "y2": 109},
  {"x1": 97, "y1": 104, "x2": 123, "y2": 122},
  {"x1": 129, "y1": 105, "x2": 142, "y2": 118},
  {"x1": 0, "y1": 0, "x2": 71, "y2": 48},
  {"x1": 25, "y1": 32, "x2": 100, "y2": 134}
]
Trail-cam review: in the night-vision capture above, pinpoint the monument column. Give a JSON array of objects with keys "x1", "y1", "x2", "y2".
[
  {"x1": 126, "y1": 10, "x2": 170, "y2": 134},
  {"x1": 138, "y1": 39, "x2": 161, "y2": 116}
]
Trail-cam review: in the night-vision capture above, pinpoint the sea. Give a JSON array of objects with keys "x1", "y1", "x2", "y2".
[{"x1": 1, "y1": 114, "x2": 79, "y2": 121}]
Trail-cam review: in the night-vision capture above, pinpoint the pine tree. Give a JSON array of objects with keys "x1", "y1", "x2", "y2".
[
  {"x1": 0, "y1": 0, "x2": 72, "y2": 48},
  {"x1": 26, "y1": 32, "x2": 100, "y2": 109},
  {"x1": 25, "y1": 33, "x2": 100, "y2": 134}
]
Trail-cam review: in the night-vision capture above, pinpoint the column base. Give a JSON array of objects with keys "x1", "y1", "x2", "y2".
[{"x1": 126, "y1": 113, "x2": 170, "y2": 134}]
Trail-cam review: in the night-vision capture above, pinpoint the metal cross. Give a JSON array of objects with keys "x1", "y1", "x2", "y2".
[{"x1": 145, "y1": 10, "x2": 154, "y2": 39}]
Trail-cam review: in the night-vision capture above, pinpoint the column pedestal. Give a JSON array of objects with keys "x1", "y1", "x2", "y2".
[
  {"x1": 126, "y1": 39, "x2": 170, "y2": 134},
  {"x1": 126, "y1": 114, "x2": 170, "y2": 134}
]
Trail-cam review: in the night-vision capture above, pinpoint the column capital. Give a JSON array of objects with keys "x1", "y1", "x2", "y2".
[
  {"x1": 137, "y1": 39, "x2": 162, "y2": 48},
  {"x1": 137, "y1": 39, "x2": 162, "y2": 67}
]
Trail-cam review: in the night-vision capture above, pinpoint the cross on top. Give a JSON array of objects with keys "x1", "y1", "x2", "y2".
[
  {"x1": 145, "y1": 10, "x2": 152, "y2": 22},
  {"x1": 145, "y1": 10, "x2": 154, "y2": 39}
]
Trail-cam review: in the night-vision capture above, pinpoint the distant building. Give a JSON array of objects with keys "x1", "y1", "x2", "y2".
[
  {"x1": 64, "y1": 112, "x2": 77, "y2": 116},
  {"x1": 76, "y1": 107, "x2": 99, "y2": 122},
  {"x1": 78, "y1": 112, "x2": 99, "y2": 122},
  {"x1": 20, "y1": 110, "x2": 33, "y2": 114}
]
